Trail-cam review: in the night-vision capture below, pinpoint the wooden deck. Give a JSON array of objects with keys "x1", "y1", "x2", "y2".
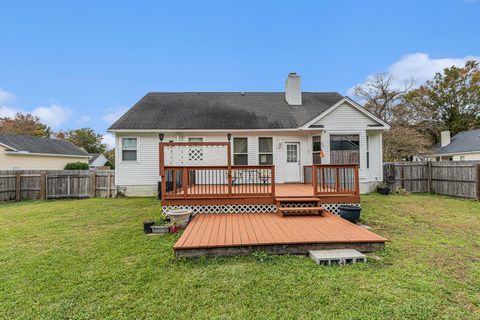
[{"x1": 173, "y1": 212, "x2": 387, "y2": 257}]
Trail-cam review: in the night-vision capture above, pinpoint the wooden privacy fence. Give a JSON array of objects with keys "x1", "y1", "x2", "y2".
[
  {"x1": 384, "y1": 161, "x2": 480, "y2": 199},
  {"x1": 0, "y1": 170, "x2": 115, "y2": 202}
]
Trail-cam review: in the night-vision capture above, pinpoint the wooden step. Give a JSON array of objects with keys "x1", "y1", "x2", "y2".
[
  {"x1": 275, "y1": 197, "x2": 321, "y2": 202},
  {"x1": 278, "y1": 206, "x2": 325, "y2": 217}
]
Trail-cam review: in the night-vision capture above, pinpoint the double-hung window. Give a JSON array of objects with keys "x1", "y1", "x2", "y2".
[
  {"x1": 122, "y1": 138, "x2": 137, "y2": 161},
  {"x1": 258, "y1": 137, "x2": 273, "y2": 165},
  {"x1": 312, "y1": 135, "x2": 322, "y2": 164},
  {"x1": 233, "y1": 137, "x2": 248, "y2": 165}
]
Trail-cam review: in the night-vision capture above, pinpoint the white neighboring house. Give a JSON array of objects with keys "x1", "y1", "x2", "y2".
[
  {"x1": 89, "y1": 153, "x2": 109, "y2": 168},
  {"x1": 428, "y1": 129, "x2": 480, "y2": 161},
  {"x1": 0, "y1": 134, "x2": 90, "y2": 170},
  {"x1": 108, "y1": 73, "x2": 390, "y2": 196}
]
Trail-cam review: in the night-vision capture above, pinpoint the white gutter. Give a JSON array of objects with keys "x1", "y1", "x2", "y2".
[
  {"x1": 4, "y1": 151, "x2": 90, "y2": 158},
  {"x1": 108, "y1": 128, "x2": 325, "y2": 133}
]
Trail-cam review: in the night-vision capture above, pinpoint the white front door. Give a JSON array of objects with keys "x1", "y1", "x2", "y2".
[{"x1": 285, "y1": 142, "x2": 301, "y2": 182}]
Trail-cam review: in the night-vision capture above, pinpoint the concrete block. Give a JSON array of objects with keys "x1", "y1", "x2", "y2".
[{"x1": 309, "y1": 249, "x2": 367, "y2": 265}]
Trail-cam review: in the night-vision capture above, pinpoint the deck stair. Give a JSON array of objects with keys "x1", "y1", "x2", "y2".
[{"x1": 275, "y1": 197, "x2": 324, "y2": 217}]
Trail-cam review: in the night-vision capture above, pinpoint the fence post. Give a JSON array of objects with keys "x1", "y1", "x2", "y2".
[
  {"x1": 15, "y1": 172, "x2": 21, "y2": 201},
  {"x1": 90, "y1": 171, "x2": 96, "y2": 198},
  {"x1": 427, "y1": 161, "x2": 432, "y2": 194},
  {"x1": 401, "y1": 164, "x2": 405, "y2": 189},
  {"x1": 476, "y1": 164, "x2": 480, "y2": 201},
  {"x1": 107, "y1": 172, "x2": 111, "y2": 198},
  {"x1": 39, "y1": 172, "x2": 46, "y2": 200}
]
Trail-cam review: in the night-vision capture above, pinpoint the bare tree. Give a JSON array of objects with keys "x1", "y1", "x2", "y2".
[{"x1": 353, "y1": 73, "x2": 414, "y2": 123}]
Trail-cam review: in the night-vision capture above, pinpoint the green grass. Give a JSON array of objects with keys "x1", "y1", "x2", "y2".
[{"x1": 0, "y1": 195, "x2": 479, "y2": 320}]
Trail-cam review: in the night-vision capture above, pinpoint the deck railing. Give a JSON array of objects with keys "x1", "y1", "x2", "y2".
[
  {"x1": 162, "y1": 165, "x2": 275, "y2": 199},
  {"x1": 304, "y1": 164, "x2": 359, "y2": 196}
]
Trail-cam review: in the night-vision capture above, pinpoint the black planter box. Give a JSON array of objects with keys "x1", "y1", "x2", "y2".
[
  {"x1": 338, "y1": 205, "x2": 361, "y2": 223},
  {"x1": 143, "y1": 220, "x2": 155, "y2": 234}
]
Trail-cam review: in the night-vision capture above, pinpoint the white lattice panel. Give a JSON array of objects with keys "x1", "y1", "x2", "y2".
[
  {"x1": 164, "y1": 145, "x2": 228, "y2": 166},
  {"x1": 320, "y1": 203, "x2": 360, "y2": 215},
  {"x1": 162, "y1": 203, "x2": 359, "y2": 215},
  {"x1": 162, "y1": 204, "x2": 278, "y2": 214}
]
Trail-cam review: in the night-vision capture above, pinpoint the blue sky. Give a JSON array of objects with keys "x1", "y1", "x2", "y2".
[{"x1": 1, "y1": 0, "x2": 479, "y2": 147}]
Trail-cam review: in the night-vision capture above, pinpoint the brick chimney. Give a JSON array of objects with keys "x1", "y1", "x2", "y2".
[{"x1": 285, "y1": 73, "x2": 302, "y2": 105}]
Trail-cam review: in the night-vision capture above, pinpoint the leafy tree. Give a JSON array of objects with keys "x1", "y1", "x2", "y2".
[
  {"x1": 0, "y1": 113, "x2": 51, "y2": 137},
  {"x1": 62, "y1": 128, "x2": 106, "y2": 154},
  {"x1": 383, "y1": 125, "x2": 432, "y2": 161},
  {"x1": 64, "y1": 162, "x2": 90, "y2": 170},
  {"x1": 403, "y1": 60, "x2": 480, "y2": 143},
  {"x1": 104, "y1": 149, "x2": 115, "y2": 167}
]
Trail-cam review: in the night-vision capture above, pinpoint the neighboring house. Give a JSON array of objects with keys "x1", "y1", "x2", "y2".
[
  {"x1": 428, "y1": 129, "x2": 480, "y2": 161},
  {"x1": 89, "y1": 153, "x2": 109, "y2": 168},
  {"x1": 108, "y1": 73, "x2": 390, "y2": 196},
  {"x1": 0, "y1": 134, "x2": 90, "y2": 170}
]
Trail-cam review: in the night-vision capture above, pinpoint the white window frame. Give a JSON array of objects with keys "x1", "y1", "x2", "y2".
[
  {"x1": 120, "y1": 136, "x2": 139, "y2": 163},
  {"x1": 258, "y1": 137, "x2": 273, "y2": 165},
  {"x1": 312, "y1": 135, "x2": 322, "y2": 165},
  {"x1": 233, "y1": 137, "x2": 248, "y2": 165}
]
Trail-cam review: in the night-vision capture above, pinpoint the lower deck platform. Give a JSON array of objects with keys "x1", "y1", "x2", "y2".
[{"x1": 173, "y1": 212, "x2": 387, "y2": 258}]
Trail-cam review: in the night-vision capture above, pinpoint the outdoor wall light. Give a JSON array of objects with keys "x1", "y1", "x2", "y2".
[
  {"x1": 159, "y1": 133, "x2": 164, "y2": 142},
  {"x1": 227, "y1": 133, "x2": 232, "y2": 141}
]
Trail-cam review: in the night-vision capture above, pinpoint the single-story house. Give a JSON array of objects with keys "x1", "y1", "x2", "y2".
[
  {"x1": 0, "y1": 134, "x2": 90, "y2": 170},
  {"x1": 89, "y1": 153, "x2": 109, "y2": 168},
  {"x1": 428, "y1": 129, "x2": 480, "y2": 161},
  {"x1": 108, "y1": 73, "x2": 390, "y2": 196}
]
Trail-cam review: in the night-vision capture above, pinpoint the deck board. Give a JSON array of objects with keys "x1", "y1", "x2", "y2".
[{"x1": 174, "y1": 212, "x2": 387, "y2": 255}]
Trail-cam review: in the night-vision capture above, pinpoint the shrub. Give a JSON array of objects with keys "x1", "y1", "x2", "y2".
[
  {"x1": 104, "y1": 160, "x2": 114, "y2": 169},
  {"x1": 64, "y1": 162, "x2": 90, "y2": 170}
]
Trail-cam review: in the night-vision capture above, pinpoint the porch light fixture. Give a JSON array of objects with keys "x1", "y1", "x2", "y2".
[
  {"x1": 159, "y1": 133, "x2": 164, "y2": 142},
  {"x1": 227, "y1": 133, "x2": 232, "y2": 141}
]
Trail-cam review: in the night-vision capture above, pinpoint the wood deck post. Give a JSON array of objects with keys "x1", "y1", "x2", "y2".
[
  {"x1": 312, "y1": 165, "x2": 318, "y2": 197},
  {"x1": 271, "y1": 166, "x2": 276, "y2": 196},
  {"x1": 354, "y1": 164, "x2": 360, "y2": 195},
  {"x1": 182, "y1": 167, "x2": 188, "y2": 198},
  {"x1": 159, "y1": 143, "x2": 166, "y2": 200},
  {"x1": 227, "y1": 141, "x2": 232, "y2": 196}
]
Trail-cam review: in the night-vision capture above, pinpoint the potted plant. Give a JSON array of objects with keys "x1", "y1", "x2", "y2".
[
  {"x1": 376, "y1": 179, "x2": 391, "y2": 195},
  {"x1": 338, "y1": 205, "x2": 362, "y2": 223},
  {"x1": 165, "y1": 209, "x2": 192, "y2": 227},
  {"x1": 169, "y1": 223, "x2": 181, "y2": 234},
  {"x1": 150, "y1": 212, "x2": 171, "y2": 234}
]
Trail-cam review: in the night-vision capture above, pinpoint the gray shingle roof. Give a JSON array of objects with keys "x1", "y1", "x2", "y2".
[
  {"x1": 108, "y1": 92, "x2": 345, "y2": 130},
  {"x1": 433, "y1": 129, "x2": 480, "y2": 154},
  {"x1": 0, "y1": 134, "x2": 89, "y2": 156}
]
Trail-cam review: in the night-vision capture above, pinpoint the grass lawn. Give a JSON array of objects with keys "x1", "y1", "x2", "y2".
[{"x1": 1, "y1": 194, "x2": 479, "y2": 319}]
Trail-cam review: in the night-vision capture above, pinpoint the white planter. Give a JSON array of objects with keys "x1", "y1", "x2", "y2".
[{"x1": 165, "y1": 209, "x2": 192, "y2": 225}]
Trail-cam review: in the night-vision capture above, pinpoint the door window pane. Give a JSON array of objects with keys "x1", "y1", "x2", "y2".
[{"x1": 287, "y1": 145, "x2": 298, "y2": 163}]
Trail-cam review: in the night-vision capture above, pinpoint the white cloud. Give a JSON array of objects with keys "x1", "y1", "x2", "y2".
[
  {"x1": 0, "y1": 88, "x2": 14, "y2": 104},
  {"x1": 75, "y1": 115, "x2": 92, "y2": 125},
  {"x1": 102, "y1": 133, "x2": 115, "y2": 149},
  {"x1": 0, "y1": 105, "x2": 18, "y2": 118},
  {"x1": 348, "y1": 53, "x2": 480, "y2": 95},
  {"x1": 31, "y1": 104, "x2": 72, "y2": 128},
  {"x1": 102, "y1": 106, "x2": 128, "y2": 125}
]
